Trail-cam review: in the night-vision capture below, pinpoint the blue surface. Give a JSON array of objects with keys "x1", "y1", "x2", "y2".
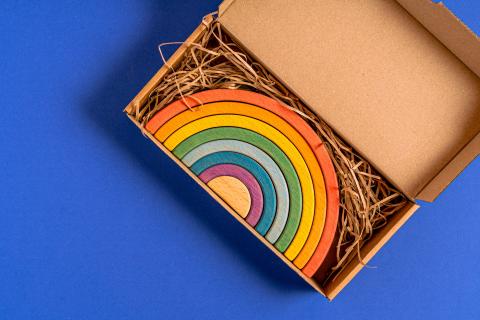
[{"x1": 0, "y1": 1, "x2": 479, "y2": 319}]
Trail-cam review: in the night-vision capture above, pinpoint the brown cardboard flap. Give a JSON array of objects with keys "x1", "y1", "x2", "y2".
[
  {"x1": 396, "y1": 0, "x2": 480, "y2": 79},
  {"x1": 219, "y1": 0, "x2": 480, "y2": 201}
]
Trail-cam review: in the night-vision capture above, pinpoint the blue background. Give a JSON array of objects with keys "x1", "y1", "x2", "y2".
[{"x1": 1, "y1": 1, "x2": 479, "y2": 319}]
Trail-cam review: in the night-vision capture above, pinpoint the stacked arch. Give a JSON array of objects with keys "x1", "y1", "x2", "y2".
[{"x1": 146, "y1": 89, "x2": 339, "y2": 277}]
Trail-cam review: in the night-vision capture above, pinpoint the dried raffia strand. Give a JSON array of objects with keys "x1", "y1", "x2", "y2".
[{"x1": 133, "y1": 19, "x2": 408, "y2": 282}]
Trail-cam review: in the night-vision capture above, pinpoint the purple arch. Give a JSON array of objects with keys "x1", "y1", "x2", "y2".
[{"x1": 198, "y1": 163, "x2": 264, "y2": 226}]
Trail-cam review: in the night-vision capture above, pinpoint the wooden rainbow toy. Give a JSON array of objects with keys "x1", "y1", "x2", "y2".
[{"x1": 146, "y1": 89, "x2": 339, "y2": 277}]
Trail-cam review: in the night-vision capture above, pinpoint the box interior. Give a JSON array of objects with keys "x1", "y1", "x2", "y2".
[
  {"x1": 396, "y1": 0, "x2": 480, "y2": 78},
  {"x1": 125, "y1": 16, "x2": 418, "y2": 300},
  {"x1": 219, "y1": 0, "x2": 480, "y2": 201}
]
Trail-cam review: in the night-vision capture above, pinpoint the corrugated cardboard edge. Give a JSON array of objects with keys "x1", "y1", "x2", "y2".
[
  {"x1": 218, "y1": 0, "x2": 236, "y2": 17},
  {"x1": 395, "y1": 0, "x2": 480, "y2": 201},
  {"x1": 324, "y1": 202, "x2": 420, "y2": 300}
]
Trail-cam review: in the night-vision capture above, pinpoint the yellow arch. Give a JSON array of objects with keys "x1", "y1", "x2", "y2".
[{"x1": 155, "y1": 102, "x2": 327, "y2": 267}]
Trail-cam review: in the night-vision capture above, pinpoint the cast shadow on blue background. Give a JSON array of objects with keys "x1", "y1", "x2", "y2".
[{"x1": 84, "y1": 0, "x2": 310, "y2": 292}]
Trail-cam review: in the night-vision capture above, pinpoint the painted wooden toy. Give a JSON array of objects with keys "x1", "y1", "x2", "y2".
[{"x1": 146, "y1": 89, "x2": 339, "y2": 277}]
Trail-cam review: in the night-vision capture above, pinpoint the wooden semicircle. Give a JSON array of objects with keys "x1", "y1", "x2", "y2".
[
  {"x1": 207, "y1": 176, "x2": 252, "y2": 218},
  {"x1": 191, "y1": 150, "x2": 277, "y2": 231},
  {"x1": 146, "y1": 89, "x2": 339, "y2": 276}
]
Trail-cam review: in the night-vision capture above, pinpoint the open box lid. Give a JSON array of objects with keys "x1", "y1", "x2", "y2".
[{"x1": 218, "y1": 0, "x2": 480, "y2": 202}]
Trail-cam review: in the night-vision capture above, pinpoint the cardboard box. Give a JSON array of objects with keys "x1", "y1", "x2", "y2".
[{"x1": 125, "y1": 0, "x2": 480, "y2": 299}]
